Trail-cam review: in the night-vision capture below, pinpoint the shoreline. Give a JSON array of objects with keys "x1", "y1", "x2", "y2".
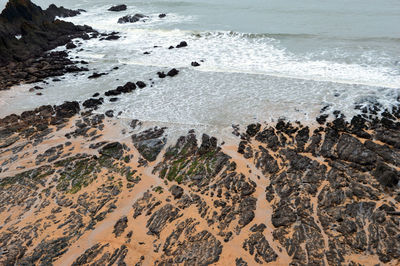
[{"x1": 0, "y1": 98, "x2": 399, "y2": 265}]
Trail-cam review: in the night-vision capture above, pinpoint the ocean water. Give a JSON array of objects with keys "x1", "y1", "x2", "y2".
[{"x1": 1, "y1": 0, "x2": 399, "y2": 134}]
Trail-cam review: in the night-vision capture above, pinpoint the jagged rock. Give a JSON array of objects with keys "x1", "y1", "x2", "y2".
[
  {"x1": 336, "y1": 134, "x2": 377, "y2": 166},
  {"x1": 99, "y1": 142, "x2": 124, "y2": 159},
  {"x1": 46, "y1": 4, "x2": 82, "y2": 18},
  {"x1": 243, "y1": 232, "x2": 277, "y2": 263},
  {"x1": 113, "y1": 216, "x2": 128, "y2": 237},
  {"x1": 146, "y1": 204, "x2": 180, "y2": 236},
  {"x1": 135, "y1": 138, "x2": 166, "y2": 162}
]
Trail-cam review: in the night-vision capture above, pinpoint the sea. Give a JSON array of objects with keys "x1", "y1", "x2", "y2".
[{"x1": 1, "y1": 0, "x2": 399, "y2": 135}]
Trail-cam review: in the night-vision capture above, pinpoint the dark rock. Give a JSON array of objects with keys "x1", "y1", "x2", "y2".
[
  {"x1": 316, "y1": 114, "x2": 329, "y2": 125},
  {"x1": 113, "y1": 216, "x2": 128, "y2": 237},
  {"x1": 271, "y1": 203, "x2": 296, "y2": 227},
  {"x1": 108, "y1": 4, "x2": 127, "y2": 12},
  {"x1": 88, "y1": 72, "x2": 107, "y2": 79},
  {"x1": 336, "y1": 134, "x2": 377, "y2": 166},
  {"x1": 246, "y1": 123, "x2": 261, "y2": 137},
  {"x1": 146, "y1": 204, "x2": 180, "y2": 236},
  {"x1": 82, "y1": 98, "x2": 104, "y2": 109},
  {"x1": 167, "y1": 68, "x2": 179, "y2": 77},
  {"x1": 176, "y1": 41, "x2": 187, "y2": 48},
  {"x1": 99, "y1": 142, "x2": 124, "y2": 159},
  {"x1": 136, "y1": 81, "x2": 146, "y2": 88},
  {"x1": 105, "y1": 35, "x2": 120, "y2": 41},
  {"x1": 372, "y1": 162, "x2": 399, "y2": 187},
  {"x1": 46, "y1": 4, "x2": 82, "y2": 18},
  {"x1": 135, "y1": 138, "x2": 166, "y2": 162},
  {"x1": 118, "y1": 14, "x2": 147, "y2": 23},
  {"x1": 55, "y1": 101, "x2": 80, "y2": 119},
  {"x1": 157, "y1": 71, "x2": 166, "y2": 78},
  {"x1": 105, "y1": 110, "x2": 114, "y2": 117},
  {"x1": 66, "y1": 42, "x2": 76, "y2": 49},
  {"x1": 170, "y1": 185, "x2": 184, "y2": 199}
]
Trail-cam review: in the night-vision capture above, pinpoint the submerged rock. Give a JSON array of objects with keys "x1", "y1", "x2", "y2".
[{"x1": 118, "y1": 13, "x2": 147, "y2": 23}]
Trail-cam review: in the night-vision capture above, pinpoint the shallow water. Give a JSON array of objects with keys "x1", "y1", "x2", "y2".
[{"x1": 0, "y1": 0, "x2": 399, "y2": 134}]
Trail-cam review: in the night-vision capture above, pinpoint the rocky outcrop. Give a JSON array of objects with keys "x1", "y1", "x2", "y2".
[
  {"x1": 45, "y1": 4, "x2": 83, "y2": 18},
  {"x1": 0, "y1": 0, "x2": 95, "y2": 89}
]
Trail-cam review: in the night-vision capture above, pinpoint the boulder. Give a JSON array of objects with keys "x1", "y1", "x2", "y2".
[
  {"x1": 108, "y1": 4, "x2": 127, "y2": 12},
  {"x1": 167, "y1": 68, "x2": 179, "y2": 77},
  {"x1": 176, "y1": 41, "x2": 187, "y2": 48}
]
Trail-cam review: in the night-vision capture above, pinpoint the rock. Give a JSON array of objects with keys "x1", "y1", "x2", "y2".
[
  {"x1": 316, "y1": 114, "x2": 329, "y2": 125},
  {"x1": 191, "y1": 61, "x2": 200, "y2": 67},
  {"x1": 159, "y1": 13, "x2": 166, "y2": 18},
  {"x1": 130, "y1": 119, "x2": 142, "y2": 129},
  {"x1": 176, "y1": 41, "x2": 187, "y2": 48},
  {"x1": 88, "y1": 72, "x2": 107, "y2": 79},
  {"x1": 105, "y1": 110, "x2": 114, "y2": 117},
  {"x1": 246, "y1": 123, "x2": 261, "y2": 137},
  {"x1": 243, "y1": 232, "x2": 277, "y2": 263},
  {"x1": 336, "y1": 134, "x2": 377, "y2": 166},
  {"x1": 66, "y1": 42, "x2": 76, "y2": 49},
  {"x1": 108, "y1": 4, "x2": 127, "y2": 12},
  {"x1": 157, "y1": 71, "x2": 166, "y2": 78},
  {"x1": 46, "y1": 4, "x2": 82, "y2": 18},
  {"x1": 117, "y1": 82, "x2": 137, "y2": 93},
  {"x1": 55, "y1": 101, "x2": 80, "y2": 119},
  {"x1": 167, "y1": 68, "x2": 179, "y2": 77},
  {"x1": 118, "y1": 14, "x2": 147, "y2": 23},
  {"x1": 135, "y1": 138, "x2": 166, "y2": 162},
  {"x1": 105, "y1": 35, "x2": 120, "y2": 41},
  {"x1": 170, "y1": 185, "x2": 184, "y2": 199},
  {"x1": 198, "y1": 134, "x2": 218, "y2": 155},
  {"x1": 136, "y1": 81, "x2": 146, "y2": 88},
  {"x1": 82, "y1": 98, "x2": 104, "y2": 109},
  {"x1": 146, "y1": 204, "x2": 180, "y2": 236},
  {"x1": 113, "y1": 216, "x2": 128, "y2": 237},
  {"x1": 271, "y1": 203, "x2": 296, "y2": 227},
  {"x1": 372, "y1": 162, "x2": 399, "y2": 187},
  {"x1": 0, "y1": 0, "x2": 95, "y2": 84},
  {"x1": 99, "y1": 142, "x2": 124, "y2": 159}
]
